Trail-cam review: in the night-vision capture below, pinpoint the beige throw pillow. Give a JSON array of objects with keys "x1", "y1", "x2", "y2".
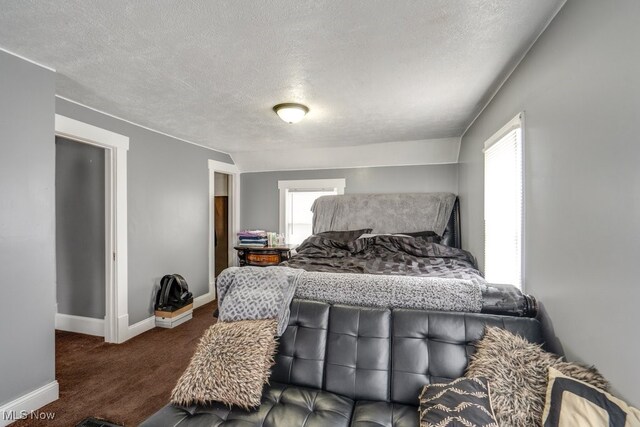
[
  {"x1": 542, "y1": 367, "x2": 640, "y2": 427},
  {"x1": 171, "y1": 319, "x2": 278, "y2": 409},
  {"x1": 466, "y1": 326, "x2": 608, "y2": 427}
]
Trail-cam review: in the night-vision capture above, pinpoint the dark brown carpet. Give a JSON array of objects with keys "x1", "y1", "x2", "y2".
[{"x1": 14, "y1": 302, "x2": 217, "y2": 427}]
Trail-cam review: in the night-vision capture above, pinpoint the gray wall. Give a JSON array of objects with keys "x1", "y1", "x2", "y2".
[
  {"x1": 241, "y1": 164, "x2": 458, "y2": 231},
  {"x1": 214, "y1": 172, "x2": 228, "y2": 196},
  {"x1": 56, "y1": 98, "x2": 233, "y2": 325},
  {"x1": 458, "y1": 0, "x2": 640, "y2": 405},
  {"x1": 56, "y1": 137, "x2": 106, "y2": 319},
  {"x1": 0, "y1": 51, "x2": 56, "y2": 405}
]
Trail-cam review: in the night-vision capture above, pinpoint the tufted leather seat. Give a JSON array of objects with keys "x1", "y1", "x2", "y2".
[
  {"x1": 142, "y1": 383, "x2": 353, "y2": 427},
  {"x1": 142, "y1": 299, "x2": 543, "y2": 427},
  {"x1": 350, "y1": 402, "x2": 418, "y2": 427}
]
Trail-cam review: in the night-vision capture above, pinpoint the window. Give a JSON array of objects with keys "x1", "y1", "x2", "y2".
[
  {"x1": 278, "y1": 179, "x2": 346, "y2": 245},
  {"x1": 484, "y1": 113, "x2": 524, "y2": 288}
]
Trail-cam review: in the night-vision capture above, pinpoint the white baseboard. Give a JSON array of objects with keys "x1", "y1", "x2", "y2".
[
  {"x1": 194, "y1": 286, "x2": 216, "y2": 309},
  {"x1": 55, "y1": 313, "x2": 104, "y2": 337},
  {"x1": 113, "y1": 287, "x2": 216, "y2": 343},
  {"x1": 115, "y1": 314, "x2": 155, "y2": 343},
  {"x1": 0, "y1": 381, "x2": 59, "y2": 426}
]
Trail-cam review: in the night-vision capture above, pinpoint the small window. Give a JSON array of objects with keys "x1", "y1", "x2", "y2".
[
  {"x1": 278, "y1": 179, "x2": 346, "y2": 245},
  {"x1": 484, "y1": 113, "x2": 524, "y2": 288}
]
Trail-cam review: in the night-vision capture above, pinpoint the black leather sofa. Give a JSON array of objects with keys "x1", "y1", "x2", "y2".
[{"x1": 142, "y1": 299, "x2": 543, "y2": 427}]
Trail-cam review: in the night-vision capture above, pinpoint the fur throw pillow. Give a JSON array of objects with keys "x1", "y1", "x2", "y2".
[
  {"x1": 465, "y1": 326, "x2": 608, "y2": 427},
  {"x1": 171, "y1": 319, "x2": 278, "y2": 409}
]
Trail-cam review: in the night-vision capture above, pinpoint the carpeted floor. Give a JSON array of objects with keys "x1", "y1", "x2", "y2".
[{"x1": 13, "y1": 302, "x2": 217, "y2": 427}]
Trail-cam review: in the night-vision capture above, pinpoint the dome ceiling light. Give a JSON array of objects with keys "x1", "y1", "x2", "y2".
[{"x1": 273, "y1": 103, "x2": 309, "y2": 124}]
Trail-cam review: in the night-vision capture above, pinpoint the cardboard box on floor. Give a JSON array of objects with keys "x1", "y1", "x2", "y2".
[{"x1": 155, "y1": 303, "x2": 193, "y2": 328}]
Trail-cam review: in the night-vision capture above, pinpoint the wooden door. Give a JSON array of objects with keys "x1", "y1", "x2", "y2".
[{"x1": 214, "y1": 196, "x2": 229, "y2": 277}]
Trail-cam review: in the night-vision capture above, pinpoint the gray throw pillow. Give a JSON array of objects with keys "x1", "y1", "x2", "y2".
[
  {"x1": 316, "y1": 228, "x2": 372, "y2": 242},
  {"x1": 394, "y1": 230, "x2": 442, "y2": 243}
]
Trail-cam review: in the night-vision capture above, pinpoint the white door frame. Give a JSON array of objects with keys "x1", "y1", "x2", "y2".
[
  {"x1": 55, "y1": 114, "x2": 129, "y2": 343},
  {"x1": 208, "y1": 160, "x2": 240, "y2": 300}
]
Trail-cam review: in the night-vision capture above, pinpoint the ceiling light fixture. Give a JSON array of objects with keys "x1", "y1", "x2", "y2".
[{"x1": 273, "y1": 103, "x2": 309, "y2": 124}]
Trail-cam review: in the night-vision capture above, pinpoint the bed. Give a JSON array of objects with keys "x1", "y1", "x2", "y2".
[{"x1": 279, "y1": 192, "x2": 538, "y2": 317}]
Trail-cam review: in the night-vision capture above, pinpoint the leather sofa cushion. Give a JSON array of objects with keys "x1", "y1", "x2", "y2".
[
  {"x1": 391, "y1": 309, "x2": 544, "y2": 405},
  {"x1": 271, "y1": 300, "x2": 330, "y2": 389},
  {"x1": 140, "y1": 382, "x2": 354, "y2": 427},
  {"x1": 350, "y1": 401, "x2": 419, "y2": 427},
  {"x1": 325, "y1": 305, "x2": 391, "y2": 402}
]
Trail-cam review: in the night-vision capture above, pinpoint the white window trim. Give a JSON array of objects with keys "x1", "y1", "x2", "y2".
[
  {"x1": 278, "y1": 179, "x2": 346, "y2": 241},
  {"x1": 483, "y1": 112, "x2": 524, "y2": 152},
  {"x1": 483, "y1": 112, "x2": 526, "y2": 290}
]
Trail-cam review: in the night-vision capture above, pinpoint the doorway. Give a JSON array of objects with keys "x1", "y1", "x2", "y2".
[
  {"x1": 208, "y1": 159, "x2": 240, "y2": 300},
  {"x1": 55, "y1": 137, "x2": 106, "y2": 331},
  {"x1": 214, "y1": 172, "x2": 230, "y2": 277},
  {"x1": 55, "y1": 114, "x2": 129, "y2": 343}
]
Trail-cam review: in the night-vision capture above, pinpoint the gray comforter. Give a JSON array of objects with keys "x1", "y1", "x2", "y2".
[
  {"x1": 282, "y1": 234, "x2": 482, "y2": 278},
  {"x1": 281, "y1": 235, "x2": 537, "y2": 317}
]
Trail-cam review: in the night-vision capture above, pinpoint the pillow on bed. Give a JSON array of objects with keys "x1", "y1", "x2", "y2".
[
  {"x1": 394, "y1": 230, "x2": 442, "y2": 243},
  {"x1": 316, "y1": 228, "x2": 372, "y2": 242},
  {"x1": 356, "y1": 231, "x2": 440, "y2": 241}
]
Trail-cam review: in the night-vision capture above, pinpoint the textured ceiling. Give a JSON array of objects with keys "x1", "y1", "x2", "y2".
[{"x1": 0, "y1": 1, "x2": 563, "y2": 154}]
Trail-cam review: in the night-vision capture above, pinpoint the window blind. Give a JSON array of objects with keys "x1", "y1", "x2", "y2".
[
  {"x1": 278, "y1": 179, "x2": 346, "y2": 245},
  {"x1": 286, "y1": 190, "x2": 336, "y2": 245},
  {"x1": 484, "y1": 117, "x2": 523, "y2": 288}
]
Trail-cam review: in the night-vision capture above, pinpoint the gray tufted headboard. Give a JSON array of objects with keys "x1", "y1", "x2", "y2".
[
  {"x1": 441, "y1": 197, "x2": 461, "y2": 248},
  {"x1": 311, "y1": 193, "x2": 461, "y2": 248}
]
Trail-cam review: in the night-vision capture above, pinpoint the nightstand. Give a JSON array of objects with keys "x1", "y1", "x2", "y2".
[{"x1": 234, "y1": 245, "x2": 295, "y2": 267}]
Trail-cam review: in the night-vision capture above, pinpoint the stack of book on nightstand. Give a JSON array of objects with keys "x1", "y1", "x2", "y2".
[{"x1": 237, "y1": 230, "x2": 268, "y2": 247}]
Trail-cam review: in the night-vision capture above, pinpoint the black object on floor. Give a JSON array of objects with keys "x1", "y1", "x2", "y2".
[{"x1": 76, "y1": 417, "x2": 123, "y2": 427}]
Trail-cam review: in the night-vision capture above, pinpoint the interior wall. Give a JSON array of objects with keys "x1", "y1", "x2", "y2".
[
  {"x1": 55, "y1": 137, "x2": 106, "y2": 319},
  {"x1": 214, "y1": 172, "x2": 229, "y2": 196},
  {"x1": 241, "y1": 164, "x2": 458, "y2": 231},
  {"x1": 55, "y1": 98, "x2": 234, "y2": 325},
  {"x1": 0, "y1": 51, "x2": 56, "y2": 406},
  {"x1": 457, "y1": 0, "x2": 640, "y2": 404}
]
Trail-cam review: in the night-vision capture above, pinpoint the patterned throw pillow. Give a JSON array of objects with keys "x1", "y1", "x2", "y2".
[
  {"x1": 542, "y1": 367, "x2": 640, "y2": 427},
  {"x1": 171, "y1": 319, "x2": 277, "y2": 409},
  {"x1": 419, "y1": 377, "x2": 498, "y2": 427},
  {"x1": 466, "y1": 327, "x2": 609, "y2": 427}
]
